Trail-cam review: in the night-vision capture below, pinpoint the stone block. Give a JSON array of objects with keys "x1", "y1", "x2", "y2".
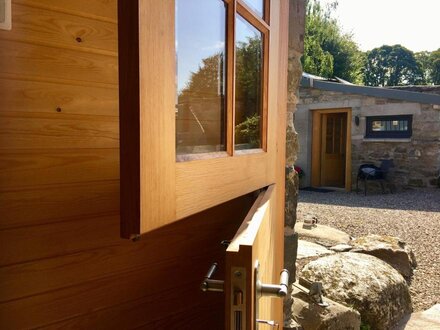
[
  {"x1": 287, "y1": 289, "x2": 361, "y2": 330},
  {"x1": 351, "y1": 235, "x2": 417, "y2": 278},
  {"x1": 301, "y1": 253, "x2": 413, "y2": 330},
  {"x1": 295, "y1": 221, "x2": 351, "y2": 247},
  {"x1": 297, "y1": 240, "x2": 334, "y2": 260}
]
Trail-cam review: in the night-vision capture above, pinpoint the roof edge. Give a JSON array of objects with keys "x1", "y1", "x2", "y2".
[{"x1": 300, "y1": 75, "x2": 440, "y2": 105}]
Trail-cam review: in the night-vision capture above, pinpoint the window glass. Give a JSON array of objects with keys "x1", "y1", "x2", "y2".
[
  {"x1": 366, "y1": 115, "x2": 412, "y2": 138},
  {"x1": 234, "y1": 15, "x2": 263, "y2": 150},
  {"x1": 242, "y1": 0, "x2": 264, "y2": 18},
  {"x1": 371, "y1": 119, "x2": 409, "y2": 131},
  {"x1": 175, "y1": 0, "x2": 227, "y2": 157}
]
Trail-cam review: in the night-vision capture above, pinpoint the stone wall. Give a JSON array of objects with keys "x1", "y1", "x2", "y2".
[
  {"x1": 283, "y1": 1, "x2": 305, "y2": 326},
  {"x1": 285, "y1": 0, "x2": 305, "y2": 228},
  {"x1": 296, "y1": 87, "x2": 440, "y2": 189}
]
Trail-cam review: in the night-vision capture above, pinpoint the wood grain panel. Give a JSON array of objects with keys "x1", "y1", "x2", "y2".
[
  {"x1": 43, "y1": 298, "x2": 224, "y2": 330},
  {"x1": 0, "y1": 214, "x2": 121, "y2": 266},
  {"x1": 0, "y1": 149, "x2": 119, "y2": 189},
  {"x1": 0, "y1": 112, "x2": 118, "y2": 149},
  {"x1": 0, "y1": 40, "x2": 117, "y2": 85},
  {"x1": 0, "y1": 3, "x2": 117, "y2": 55},
  {"x1": 225, "y1": 186, "x2": 281, "y2": 329},
  {"x1": 0, "y1": 263, "x2": 212, "y2": 329},
  {"x1": 0, "y1": 180, "x2": 119, "y2": 230},
  {"x1": 15, "y1": 0, "x2": 117, "y2": 22},
  {"x1": 176, "y1": 152, "x2": 273, "y2": 220},
  {"x1": 0, "y1": 77, "x2": 118, "y2": 116},
  {"x1": 118, "y1": 0, "x2": 176, "y2": 237},
  {"x1": 0, "y1": 195, "x2": 255, "y2": 328},
  {"x1": 0, "y1": 194, "x2": 255, "y2": 302},
  {"x1": 137, "y1": 0, "x2": 176, "y2": 234}
]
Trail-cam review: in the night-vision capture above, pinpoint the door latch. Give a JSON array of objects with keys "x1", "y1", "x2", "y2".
[{"x1": 200, "y1": 262, "x2": 224, "y2": 292}]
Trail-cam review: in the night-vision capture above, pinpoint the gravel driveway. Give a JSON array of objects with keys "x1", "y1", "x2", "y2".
[{"x1": 297, "y1": 188, "x2": 440, "y2": 312}]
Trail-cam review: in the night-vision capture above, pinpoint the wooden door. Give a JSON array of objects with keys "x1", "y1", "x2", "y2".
[
  {"x1": 225, "y1": 185, "x2": 285, "y2": 329},
  {"x1": 320, "y1": 113, "x2": 347, "y2": 187}
]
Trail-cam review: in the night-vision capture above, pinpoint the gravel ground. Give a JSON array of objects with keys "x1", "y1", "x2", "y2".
[{"x1": 297, "y1": 188, "x2": 440, "y2": 312}]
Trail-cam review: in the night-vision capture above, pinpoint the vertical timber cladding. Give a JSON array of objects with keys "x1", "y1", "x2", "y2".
[{"x1": 119, "y1": 0, "x2": 291, "y2": 237}]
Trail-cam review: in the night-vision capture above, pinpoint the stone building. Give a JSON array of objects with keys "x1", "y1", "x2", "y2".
[{"x1": 295, "y1": 73, "x2": 440, "y2": 190}]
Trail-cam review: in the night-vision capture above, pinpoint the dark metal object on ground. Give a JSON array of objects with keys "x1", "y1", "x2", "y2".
[{"x1": 356, "y1": 159, "x2": 394, "y2": 195}]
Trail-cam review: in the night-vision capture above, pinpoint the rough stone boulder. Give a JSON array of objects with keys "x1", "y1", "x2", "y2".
[
  {"x1": 294, "y1": 222, "x2": 351, "y2": 246},
  {"x1": 301, "y1": 252, "x2": 412, "y2": 330},
  {"x1": 285, "y1": 288, "x2": 361, "y2": 330},
  {"x1": 351, "y1": 235, "x2": 417, "y2": 278}
]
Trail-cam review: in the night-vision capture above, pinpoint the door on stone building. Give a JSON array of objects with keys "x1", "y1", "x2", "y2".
[{"x1": 311, "y1": 109, "x2": 352, "y2": 190}]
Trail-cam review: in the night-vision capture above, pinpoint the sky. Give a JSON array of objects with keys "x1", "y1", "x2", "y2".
[{"x1": 320, "y1": 0, "x2": 440, "y2": 52}]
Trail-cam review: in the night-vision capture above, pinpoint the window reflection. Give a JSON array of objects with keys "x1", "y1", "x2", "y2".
[
  {"x1": 175, "y1": 0, "x2": 227, "y2": 158},
  {"x1": 242, "y1": 0, "x2": 264, "y2": 18},
  {"x1": 235, "y1": 15, "x2": 263, "y2": 150},
  {"x1": 371, "y1": 120, "x2": 409, "y2": 131}
]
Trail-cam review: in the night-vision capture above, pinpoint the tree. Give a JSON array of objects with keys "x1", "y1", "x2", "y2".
[
  {"x1": 415, "y1": 51, "x2": 431, "y2": 84},
  {"x1": 363, "y1": 45, "x2": 424, "y2": 86},
  {"x1": 429, "y1": 49, "x2": 440, "y2": 85},
  {"x1": 302, "y1": 0, "x2": 364, "y2": 84}
]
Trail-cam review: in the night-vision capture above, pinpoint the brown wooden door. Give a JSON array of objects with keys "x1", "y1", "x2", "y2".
[
  {"x1": 321, "y1": 113, "x2": 347, "y2": 187},
  {"x1": 225, "y1": 185, "x2": 284, "y2": 329}
]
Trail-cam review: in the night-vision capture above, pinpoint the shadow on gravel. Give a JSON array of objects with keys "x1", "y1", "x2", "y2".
[{"x1": 298, "y1": 189, "x2": 440, "y2": 212}]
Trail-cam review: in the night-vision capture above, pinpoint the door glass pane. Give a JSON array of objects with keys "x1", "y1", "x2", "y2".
[
  {"x1": 235, "y1": 15, "x2": 263, "y2": 150},
  {"x1": 242, "y1": 0, "x2": 264, "y2": 18},
  {"x1": 175, "y1": 0, "x2": 227, "y2": 158}
]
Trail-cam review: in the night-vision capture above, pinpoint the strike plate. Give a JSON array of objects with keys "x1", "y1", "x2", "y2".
[{"x1": 230, "y1": 267, "x2": 246, "y2": 330}]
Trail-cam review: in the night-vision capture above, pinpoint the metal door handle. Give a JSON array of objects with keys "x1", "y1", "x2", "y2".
[
  {"x1": 200, "y1": 262, "x2": 224, "y2": 292},
  {"x1": 258, "y1": 269, "x2": 289, "y2": 298}
]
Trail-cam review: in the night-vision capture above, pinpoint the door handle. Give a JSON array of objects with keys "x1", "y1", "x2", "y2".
[
  {"x1": 200, "y1": 262, "x2": 224, "y2": 292},
  {"x1": 257, "y1": 269, "x2": 289, "y2": 298}
]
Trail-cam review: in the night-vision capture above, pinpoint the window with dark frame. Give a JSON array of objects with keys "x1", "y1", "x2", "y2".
[{"x1": 365, "y1": 115, "x2": 413, "y2": 139}]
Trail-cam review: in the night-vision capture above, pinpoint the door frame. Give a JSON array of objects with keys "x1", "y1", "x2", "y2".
[{"x1": 311, "y1": 108, "x2": 352, "y2": 191}]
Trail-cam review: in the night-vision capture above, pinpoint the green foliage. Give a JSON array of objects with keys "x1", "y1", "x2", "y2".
[
  {"x1": 235, "y1": 37, "x2": 262, "y2": 119},
  {"x1": 415, "y1": 51, "x2": 432, "y2": 84},
  {"x1": 360, "y1": 322, "x2": 371, "y2": 330},
  {"x1": 430, "y1": 49, "x2": 440, "y2": 84},
  {"x1": 303, "y1": 0, "x2": 364, "y2": 84},
  {"x1": 363, "y1": 45, "x2": 425, "y2": 86},
  {"x1": 415, "y1": 49, "x2": 440, "y2": 85},
  {"x1": 235, "y1": 114, "x2": 260, "y2": 148}
]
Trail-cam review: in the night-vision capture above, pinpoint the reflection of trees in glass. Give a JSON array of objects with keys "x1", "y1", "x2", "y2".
[
  {"x1": 235, "y1": 36, "x2": 262, "y2": 148},
  {"x1": 235, "y1": 114, "x2": 260, "y2": 148},
  {"x1": 179, "y1": 53, "x2": 225, "y2": 100},
  {"x1": 177, "y1": 35, "x2": 263, "y2": 150},
  {"x1": 176, "y1": 53, "x2": 225, "y2": 153}
]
